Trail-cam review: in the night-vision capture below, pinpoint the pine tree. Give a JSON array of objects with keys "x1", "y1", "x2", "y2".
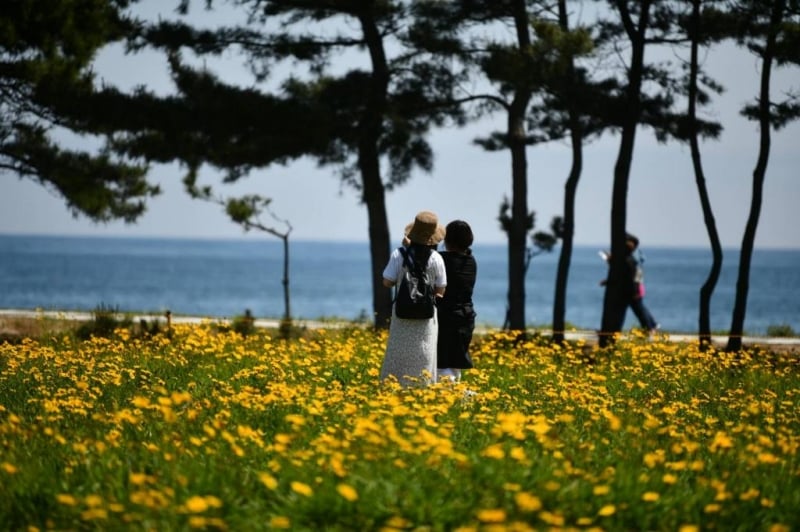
[
  {"x1": 0, "y1": 0, "x2": 157, "y2": 222},
  {"x1": 725, "y1": 0, "x2": 800, "y2": 351},
  {"x1": 69, "y1": 0, "x2": 463, "y2": 328}
]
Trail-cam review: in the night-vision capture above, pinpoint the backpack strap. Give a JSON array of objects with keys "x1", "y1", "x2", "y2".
[
  {"x1": 393, "y1": 247, "x2": 413, "y2": 306},
  {"x1": 398, "y1": 246, "x2": 414, "y2": 271},
  {"x1": 399, "y1": 245, "x2": 430, "y2": 273}
]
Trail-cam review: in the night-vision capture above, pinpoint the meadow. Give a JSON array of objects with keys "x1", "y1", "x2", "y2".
[{"x1": 0, "y1": 323, "x2": 798, "y2": 531}]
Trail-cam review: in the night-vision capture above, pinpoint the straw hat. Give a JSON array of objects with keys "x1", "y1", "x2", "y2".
[{"x1": 404, "y1": 211, "x2": 445, "y2": 246}]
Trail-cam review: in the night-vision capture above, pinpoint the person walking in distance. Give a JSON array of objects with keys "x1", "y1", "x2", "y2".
[
  {"x1": 600, "y1": 233, "x2": 659, "y2": 335},
  {"x1": 626, "y1": 234, "x2": 659, "y2": 335},
  {"x1": 436, "y1": 220, "x2": 477, "y2": 382}
]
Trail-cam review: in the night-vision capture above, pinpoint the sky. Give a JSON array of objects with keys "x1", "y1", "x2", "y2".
[{"x1": 2, "y1": 2, "x2": 799, "y2": 249}]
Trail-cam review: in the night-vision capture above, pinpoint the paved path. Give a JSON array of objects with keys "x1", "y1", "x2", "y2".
[
  {"x1": 0, "y1": 308, "x2": 341, "y2": 331},
  {"x1": 2, "y1": 308, "x2": 798, "y2": 348}
]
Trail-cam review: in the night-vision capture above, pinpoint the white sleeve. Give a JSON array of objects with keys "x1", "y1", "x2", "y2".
[
  {"x1": 431, "y1": 251, "x2": 447, "y2": 288},
  {"x1": 382, "y1": 248, "x2": 404, "y2": 283}
]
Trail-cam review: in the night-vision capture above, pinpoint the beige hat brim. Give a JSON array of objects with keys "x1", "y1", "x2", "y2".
[{"x1": 405, "y1": 221, "x2": 445, "y2": 246}]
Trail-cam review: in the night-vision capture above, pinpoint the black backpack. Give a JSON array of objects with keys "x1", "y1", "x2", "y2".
[{"x1": 394, "y1": 246, "x2": 435, "y2": 319}]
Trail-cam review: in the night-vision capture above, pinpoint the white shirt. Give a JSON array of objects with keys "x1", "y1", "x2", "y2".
[{"x1": 383, "y1": 247, "x2": 447, "y2": 289}]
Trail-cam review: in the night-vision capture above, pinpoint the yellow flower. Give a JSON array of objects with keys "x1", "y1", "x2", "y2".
[
  {"x1": 509, "y1": 446, "x2": 528, "y2": 462},
  {"x1": 678, "y1": 526, "x2": 700, "y2": 532},
  {"x1": 662, "y1": 473, "x2": 678, "y2": 484},
  {"x1": 384, "y1": 516, "x2": 411, "y2": 528},
  {"x1": 740, "y1": 488, "x2": 760, "y2": 501},
  {"x1": 514, "y1": 492, "x2": 542, "y2": 512},
  {"x1": 643, "y1": 451, "x2": 665, "y2": 468},
  {"x1": 704, "y1": 503, "x2": 721, "y2": 513},
  {"x1": 270, "y1": 516, "x2": 291, "y2": 529},
  {"x1": 184, "y1": 496, "x2": 209, "y2": 513},
  {"x1": 188, "y1": 516, "x2": 208, "y2": 529},
  {"x1": 544, "y1": 481, "x2": 561, "y2": 492},
  {"x1": 481, "y1": 444, "x2": 505, "y2": 459},
  {"x1": 56, "y1": 494, "x2": 79, "y2": 506},
  {"x1": 476, "y1": 509, "x2": 506, "y2": 523},
  {"x1": 84, "y1": 494, "x2": 103, "y2": 507},
  {"x1": 768, "y1": 525, "x2": 790, "y2": 532},
  {"x1": 285, "y1": 414, "x2": 306, "y2": 426},
  {"x1": 597, "y1": 504, "x2": 616, "y2": 517},
  {"x1": 171, "y1": 390, "x2": 192, "y2": 405},
  {"x1": 642, "y1": 491, "x2": 660, "y2": 502},
  {"x1": 593, "y1": 485, "x2": 611, "y2": 496},
  {"x1": 205, "y1": 496, "x2": 223, "y2": 508},
  {"x1": 336, "y1": 483, "x2": 358, "y2": 502},
  {"x1": 602, "y1": 409, "x2": 622, "y2": 431},
  {"x1": 709, "y1": 431, "x2": 733, "y2": 452},
  {"x1": 538, "y1": 511, "x2": 565, "y2": 526},
  {"x1": 258, "y1": 473, "x2": 278, "y2": 490},
  {"x1": 757, "y1": 452, "x2": 779, "y2": 464},
  {"x1": 290, "y1": 481, "x2": 313, "y2": 497},
  {"x1": 1, "y1": 462, "x2": 18, "y2": 474},
  {"x1": 80, "y1": 508, "x2": 108, "y2": 520},
  {"x1": 129, "y1": 472, "x2": 150, "y2": 486},
  {"x1": 530, "y1": 417, "x2": 551, "y2": 435},
  {"x1": 131, "y1": 396, "x2": 151, "y2": 408},
  {"x1": 330, "y1": 455, "x2": 347, "y2": 477}
]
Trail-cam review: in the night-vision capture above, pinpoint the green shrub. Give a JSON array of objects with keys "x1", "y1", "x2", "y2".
[
  {"x1": 766, "y1": 323, "x2": 796, "y2": 337},
  {"x1": 279, "y1": 317, "x2": 308, "y2": 340},
  {"x1": 75, "y1": 304, "x2": 131, "y2": 340},
  {"x1": 231, "y1": 309, "x2": 256, "y2": 337}
]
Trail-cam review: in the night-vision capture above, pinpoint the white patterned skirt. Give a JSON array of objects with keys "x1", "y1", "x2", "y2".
[{"x1": 380, "y1": 306, "x2": 438, "y2": 387}]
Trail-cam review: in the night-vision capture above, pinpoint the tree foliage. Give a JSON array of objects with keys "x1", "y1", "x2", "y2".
[
  {"x1": 410, "y1": 0, "x2": 604, "y2": 332},
  {"x1": 0, "y1": 0, "x2": 158, "y2": 222},
  {"x1": 66, "y1": 0, "x2": 467, "y2": 328}
]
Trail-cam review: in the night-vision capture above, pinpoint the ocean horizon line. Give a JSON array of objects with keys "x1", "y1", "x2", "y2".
[{"x1": 2, "y1": 231, "x2": 799, "y2": 252}]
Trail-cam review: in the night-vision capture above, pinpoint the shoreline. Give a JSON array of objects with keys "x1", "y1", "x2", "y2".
[{"x1": 1, "y1": 308, "x2": 798, "y2": 350}]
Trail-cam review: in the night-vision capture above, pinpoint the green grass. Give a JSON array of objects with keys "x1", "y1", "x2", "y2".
[{"x1": 0, "y1": 325, "x2": 798, "y2": 530}]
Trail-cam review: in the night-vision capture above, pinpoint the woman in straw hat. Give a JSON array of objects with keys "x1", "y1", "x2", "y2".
[{"x1": 380, "y1": 211, "x2": 447, "y2": 387}]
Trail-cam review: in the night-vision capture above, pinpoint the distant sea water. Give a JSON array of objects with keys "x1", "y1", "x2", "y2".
[{"x1": 1, "y1": 234, "x2": 798, "y2": 335}]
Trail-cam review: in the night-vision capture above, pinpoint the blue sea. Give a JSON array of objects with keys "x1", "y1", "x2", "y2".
[{"x1": 1, "y1": 234, "x2": 798, "y2": 335}]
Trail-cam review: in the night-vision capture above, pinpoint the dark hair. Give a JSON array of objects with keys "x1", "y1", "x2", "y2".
[
  {"x1": 625, "y1": 233, "x2": 639, "y2": 252},
  {"x1": 445, "y1": 220, "x2": 474, "y2": 252}
]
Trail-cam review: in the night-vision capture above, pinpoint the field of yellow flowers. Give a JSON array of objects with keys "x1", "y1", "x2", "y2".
[{"x1": 1, "y1": 324, "x2": 798, "y2": 531}]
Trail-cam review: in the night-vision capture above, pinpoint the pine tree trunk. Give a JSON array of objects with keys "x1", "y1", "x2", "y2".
[
  {"x1": 504, "y1": 0, "x2": 533, "y2": 334},
  {"x1": 687, "y1": 0, "x2": 722, "y2": 351},
  {"x1": 599, "y1": 0, "x2": 652, "y2": 347},
  {"x1": 281, "y1": 235, "x2": 291, "y2": 321},
  {"x1": 359, "y1": 11, "x2": 393, "y2": 330},
  {"x1": 553, "y1": 133, "x2": 581, "y2": 345},
  {"x1": 552, "y1": 0, "x2": 583, "y2": 345},
  {"x1": 506, "y1": 104, "x2": 530, "y2": 333},
  {"x1": 726, "y1": 0, "x2": 782, "y2": 351}
]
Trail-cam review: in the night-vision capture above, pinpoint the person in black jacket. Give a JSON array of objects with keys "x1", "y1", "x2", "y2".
[
  {"x1": 600, "y1": 233, "x2": 659, "y2": 335},
  {"x1": 625, "y1": 234, "x2": 659, "y2": 334},
  {"x1": 436, "y1": 220, "x2": 477, "y2": 382}
]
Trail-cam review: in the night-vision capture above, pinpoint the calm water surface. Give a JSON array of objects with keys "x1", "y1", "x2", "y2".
[{"x1": 1, "y1": 234, "x2": 798, "y2": 335}]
